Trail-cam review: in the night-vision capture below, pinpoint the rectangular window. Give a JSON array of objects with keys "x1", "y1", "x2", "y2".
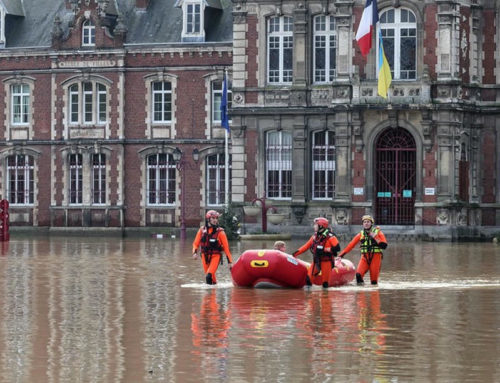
[
  {"x1": 206, "y1": 154, "x2": 232, "y2": 205},
  {"x1": 267, "y1": 16, "x2": 294, "y2": 84},
  {"x1": 147, "y1": 153, "x2": 176, "y2": 205},
  {"x1": 266, "y1": 131, "x2": 292, "y2": 199},
  {"x1": 69, "y1": 154, "x2": 83, "y2": 205},
  {"x1": 314, "y1": 15, "x2": 336, "y2": 83},
  {"x1": 312, "y1": 131, "x2": 336, "y2": 199},
  {"x1": 11, "y1": 84, "x2": 30, "y2": 125},
  {"x1": 152, "y1": 82, "x2": 172, "y2": 123},
  {"x1": 7, "y1": 155, "x2": 34, "y2": 205},
  {"x1": 70, "y1": 84, "x2": 79, "y2": 123},
  {"x1": 83, "y1": 82, "x2": 93, "y2": 123},
  {"x1": 98, "y1": 84, "x2": 107, "y2": 123},
  {"x1": 92, "y1": 153, "x2": 106, "y2": 204},
  {"x1": 187, "y1": 3, "x2": 201, "y2": 34}
]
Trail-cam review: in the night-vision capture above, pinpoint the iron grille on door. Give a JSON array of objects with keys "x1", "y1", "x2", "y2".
[{"x1": 375, "y1": 128, "x2": 416, "y2": 225}]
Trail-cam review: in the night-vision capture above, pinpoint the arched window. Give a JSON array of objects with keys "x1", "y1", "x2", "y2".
[
  {"x1": 147, "y1": 153, "x2": 176, "y2": 205},
  {"x1": 267, "y1": 16, "x2": 294, "y2": 84},
  {"x1": 82, "y1": 19, "x2": 96, "y2": 47},
  {"x1": 313, "y1": 15, "x2": 336, "y2": 83},
  {"x1": 312, "y1": 131, "x2": 336, "y2": 199},
  {"x1": 266, "y1": 131, "x2": 292, "y2": 199},
  {"x1": 7, "y1": 154, "x2": 34, "y2": 205},
  {"x1": 68, "y1": 82, "x2": 107, "y2": 125},
  {"x1": 379, "y1": 8, "x2": 417, "y2": 80},
  {"x1": 206, "y1": 153, "x2": 232, "y2": 206}
]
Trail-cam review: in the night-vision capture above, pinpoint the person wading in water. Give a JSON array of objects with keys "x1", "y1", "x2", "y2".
[
  {"x1": 292, "y1": 217, "x2": 341, "y2": 288},
  {"x1": 339, "y1": 215, "x2": 388, "y2": 285},
  {"x1": 192, "y1": 210, "x2": 233, "y2": 285}
]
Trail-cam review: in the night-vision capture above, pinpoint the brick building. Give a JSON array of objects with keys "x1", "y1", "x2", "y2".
[
  {"x1": 0, "y1": 0, "x2": 499, "y2": 239},
  {"x1": 231, "y1": 0, "x2": 500, "y2": 239},
  {"x1": 0, "y1": 0, "x2": 232, "y2": 231}
]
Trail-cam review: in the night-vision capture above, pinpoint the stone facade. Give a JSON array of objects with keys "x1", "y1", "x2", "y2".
[{"x1": 231, "y1": 0, "x2": 500, "y2": 239}]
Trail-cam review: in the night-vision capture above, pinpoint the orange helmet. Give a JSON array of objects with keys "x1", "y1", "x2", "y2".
[
  {"x1": 314, "y1": 217, "x2": 329, "y2": 228},
  {"x1": 205, "y1": 210, "x2": 220, "y2": 219}
]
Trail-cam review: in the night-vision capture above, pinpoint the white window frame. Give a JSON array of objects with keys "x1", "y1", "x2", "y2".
[
  {"x1": 147, "y1": 153, "x2": 176, "y2": 206},
  {"x1": 211, "y1": 80, "x2": 232, "y2": 125},
  {"x1": 7, "y1": 154, "x2": 34, "y2": 206},
  {"x1": 312, "y1": 131, "x2": 336, "y2": 200},
  {"x1": 68, "y1": 82, "x2": 108, "y2": 125},
  {"x1": 11, "y1": 83, "x2": 30, "y2": 125},
  {"x1": 313, "y1": 15, "x2": 337, "y2": 83},
  {"x1": 186, "y1": 3, "x2": 201, "y2": 34},
  {"x1": 82, "y1": 19, "x2": 96, "y2": 47},
  {"x1": 267, "y1": 16, "x2": 294, "y2": 84},
  {"x1": 92, "y1": 153, "x2": 106, "y2": 205},
  {"x1": 378, "y1": 8, "x2": 417, "y2": 80},
  {"x1": 152, "y1": 81, "x2": 172, "y2": 124},
  {"x1": 182, "y1": 1, "x2": 205, "y2": 40},
  {"x1": 69, "y1": 153, "x2": 83, "y2": 205},
  {"x1": 206, "y1": 153, "x2": 231, "y2": 206},
  {"x1": 266, "y1": 131, "x2": 292, "y2": 199}
]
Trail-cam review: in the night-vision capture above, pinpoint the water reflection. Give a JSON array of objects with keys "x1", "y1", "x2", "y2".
[{"x1": 0, "y1": 237, "x2": 498, "y2": 382}]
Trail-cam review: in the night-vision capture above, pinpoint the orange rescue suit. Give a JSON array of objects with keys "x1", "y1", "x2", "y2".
[
  {"x1": 294, "y1": 230, "x2": 341, "y2": 285},
  {"x1": 340, "y1": 226, "x2": 387, "y2": 284},
  {"x1": 192, "y1": 226, "x2": 233, "y2": 284}
]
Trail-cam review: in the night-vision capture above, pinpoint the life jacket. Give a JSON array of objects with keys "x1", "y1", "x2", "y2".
[
  {"x1": 201, "y1": 226, "x2": 224, "y2": 256},
  {"x1": 360, "y1": 226, "x2": 382, "y2": 254},
  {"x1": 310, "y1": 229, "x2": 335, "y2": 258}
]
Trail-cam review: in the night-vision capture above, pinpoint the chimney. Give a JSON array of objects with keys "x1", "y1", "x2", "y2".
[{"x1": 136, "y1": 0, "x2": 150, "y2": 9}]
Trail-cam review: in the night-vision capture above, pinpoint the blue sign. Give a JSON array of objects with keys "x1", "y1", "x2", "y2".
[
  {"x1": 377, "y1": 192, "x2": 391, "y2": 198},
  {"x1": 403, "y1": 190, "x2": 412, "y2": 198}
]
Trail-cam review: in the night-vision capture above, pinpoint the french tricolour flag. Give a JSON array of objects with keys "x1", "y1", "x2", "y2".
[{"x1": 355, "y1": 0, "x2": 379, "y2": 57}]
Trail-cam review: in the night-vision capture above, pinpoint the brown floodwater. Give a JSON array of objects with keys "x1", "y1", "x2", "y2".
[{"x1": 0, "y1": 235, "x2": 498, "y2": 382}]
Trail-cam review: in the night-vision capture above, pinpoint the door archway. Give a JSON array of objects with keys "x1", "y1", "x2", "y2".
[{"x1": 375, "y1": 128, "x2": 416, "y2": 225}]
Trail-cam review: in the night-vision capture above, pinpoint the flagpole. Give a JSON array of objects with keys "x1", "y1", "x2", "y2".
[
  {"x1": 225, "y1": 127, "x2": 229, "y2": 208},
  {"x1": 224, "y1": 68, "x2": 230, "y2": 208}
]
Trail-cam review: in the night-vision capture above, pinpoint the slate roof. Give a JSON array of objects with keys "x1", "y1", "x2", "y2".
[{"x1": 2, "y1": 0, "x2": 233, "y2": 49}]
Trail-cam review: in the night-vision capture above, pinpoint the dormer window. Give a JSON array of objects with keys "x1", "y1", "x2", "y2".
[
  {"x1": 186, "y1": 3, "x2": 201, "y2": 34},
  {"x1": 0, "y1": 7, "x2": 5, "y2": 46},
  {"x1": 82, "y1": 19, "x2": 95, "y2": 47},
  {"x1": 0, "y1": 0, "x2": 25, "y2": 48},
  {"x1": 175, "y1": 0, "x2": 222, "y2": 43},
  {"x1": 182, "y1": 1, "x2": 204, "y2": 42}
]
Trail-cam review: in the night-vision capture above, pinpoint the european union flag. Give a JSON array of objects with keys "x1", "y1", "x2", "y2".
[{"x1": 220, "y1": 73, "x2": 230, "y2": 132}]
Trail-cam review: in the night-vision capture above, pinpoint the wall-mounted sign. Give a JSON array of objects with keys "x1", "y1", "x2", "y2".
[
  {"x1": 403, "y1": 190, "x2": 412, "y2": 198},
  {"x1": 353, "y1": 187, "x2": 364, "y2": 195},
  {"x1": 377, "y1": 192, "x2": 391, "y2": 198},
  {"x1": 425, "y1": 188, "x2": 435, "y2": 196}
]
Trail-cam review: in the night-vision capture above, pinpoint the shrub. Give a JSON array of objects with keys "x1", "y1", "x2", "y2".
[{"x1": 219, "y1": 204, "x2": 240, "y2": 240}]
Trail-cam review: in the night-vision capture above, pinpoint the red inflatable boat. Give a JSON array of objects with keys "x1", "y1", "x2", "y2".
[
  {"x1": 231, "y1": 249, "x2": 309, "y2": 288},
  {"x1": 231, "y1": 250, "x2": 356, "y2": 288},
  {"x1": 310, "y1": 257, "x2": 356, "y2": 287}
]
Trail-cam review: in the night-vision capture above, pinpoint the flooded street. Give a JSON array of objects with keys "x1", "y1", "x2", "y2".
[{"x1": 0, "y1": 236, "x2": 499, "y2": 382}]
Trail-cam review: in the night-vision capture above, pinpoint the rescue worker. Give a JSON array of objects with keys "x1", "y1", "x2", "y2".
[
  {"x1": 338, "y1": 215, "x2": 388, "y2": 285},
  {"x1": 273, "y1": 240, "x2": 287, "y2": 252},
  {"x1": 292, "y1": 217, "x2": 341, "y2": 288},
  {"x1": 192, "y1": 210, "x2": 233, "y2": 285}
]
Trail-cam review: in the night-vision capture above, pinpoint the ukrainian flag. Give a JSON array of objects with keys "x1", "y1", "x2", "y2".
[{"x1": 377, "y1": 30, "x2": 392, "y2": 98}]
